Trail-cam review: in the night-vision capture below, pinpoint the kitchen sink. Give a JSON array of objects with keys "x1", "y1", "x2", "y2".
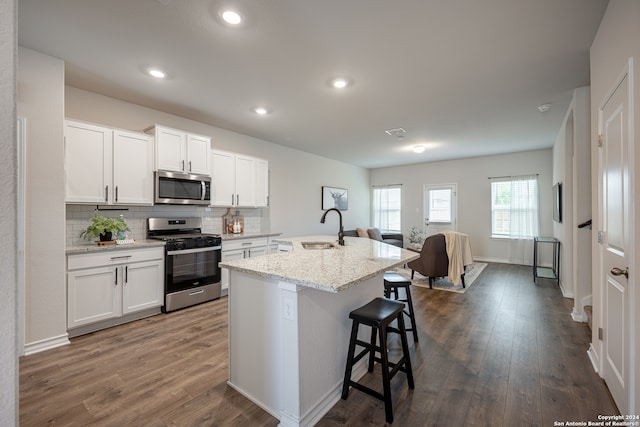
[{"x1": 300, "y1": 241, "x2": 335, "y2": 250}]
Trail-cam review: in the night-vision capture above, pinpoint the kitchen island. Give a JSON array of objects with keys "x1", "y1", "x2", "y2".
[{"x1": 220, "y1": 235, "x2": 418, "y2": 427}]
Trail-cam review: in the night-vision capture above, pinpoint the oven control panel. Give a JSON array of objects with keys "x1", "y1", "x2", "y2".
[{"x1": 165, "y1": 236, "x2": 221, "y2": 251}]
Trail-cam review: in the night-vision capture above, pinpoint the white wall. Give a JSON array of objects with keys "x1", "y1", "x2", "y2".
[
  {"x1": 0, "y1": 0, "x2": 18, "y2": 424},
  {"x1": 552, "y1": 106, "x2": 572, "y2": 295},
  {"x1": 572, "y1": 87, "x2": 593, "y2": 316},
  {"x1": 370, "y1": 149, "x2": 553, "y2": 263},
  {"x1": 552, "y1": 86, "x2": 592, "y2": 318},
  {"x1": 590, "y1": 0, "x2": 640, "y2": 412},
  {"x1": 64, "y1": 87, "x2": 371, "y2": 237},
  {"x1": 17, "y1": 48, "x2": 68, "y2": 354}
]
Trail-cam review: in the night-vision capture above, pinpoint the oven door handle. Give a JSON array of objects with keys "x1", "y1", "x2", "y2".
[{"x1": 166, "y1": 246, "x2": 221, "y2": 256}]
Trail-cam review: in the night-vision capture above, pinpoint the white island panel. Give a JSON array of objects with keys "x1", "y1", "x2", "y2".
[{"x1": 223, "y1": 236, "x2": 419, "y2": 427}]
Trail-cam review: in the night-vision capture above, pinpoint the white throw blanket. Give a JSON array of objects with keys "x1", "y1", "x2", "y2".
[{"x1": 441, "y1": 232, "x2": 473, "y2": 286}]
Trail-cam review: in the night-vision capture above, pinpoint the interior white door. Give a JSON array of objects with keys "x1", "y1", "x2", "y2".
[
  {"x1": 423, "y1": 183, "x2": 457, "y2": 237},
  {"x1": 599, "y1": 67, "x2": 631, "y2": 414}
]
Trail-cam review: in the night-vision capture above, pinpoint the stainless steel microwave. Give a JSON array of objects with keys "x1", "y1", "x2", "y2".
[{"x1": 155, "y1": 170, "x2": 211, "y2": 205}]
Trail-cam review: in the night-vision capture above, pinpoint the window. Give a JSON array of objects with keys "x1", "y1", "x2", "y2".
[
  {"x1": 491, "y1": 175, "x2": 539, "y2": 238},
  {"x1": 428, "y1": 188, "x2": 452, "y2": 223},
  {"x1": 372, "y1": 186, "x2": 401, "y2": 232}
]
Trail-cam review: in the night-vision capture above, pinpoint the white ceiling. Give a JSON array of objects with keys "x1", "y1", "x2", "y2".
[{"x1": 18, "y1": 0, "x2": 608, "y2": 169}]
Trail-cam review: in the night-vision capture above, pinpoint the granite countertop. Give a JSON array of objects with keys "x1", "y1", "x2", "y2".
[
  {"x1": 66, "y1": 239, "x2": 166, "y2": 255},
  {"x1": 219, "y1": 235, "x2": 419, "y2": 293},
  {"x1": 220, "y1": 232, "x2": 282, "y2": 241}
]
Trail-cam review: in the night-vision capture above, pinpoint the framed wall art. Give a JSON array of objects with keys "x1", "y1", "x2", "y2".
[{"x1": 322, "y1": 186, "x2": 348, "y2": 210}]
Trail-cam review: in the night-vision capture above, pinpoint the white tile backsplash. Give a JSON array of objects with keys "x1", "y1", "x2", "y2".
[{"x1": 66, "y1": 205, "x2": 265, "y2": 246}]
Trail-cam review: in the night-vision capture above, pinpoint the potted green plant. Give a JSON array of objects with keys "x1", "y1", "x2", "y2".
[
  {"x1": 80, "y1": 210, "x2": 129, "y2": 242},
  {"x1": 407, "y1": 226, "x2": 425, "y2": 249}
]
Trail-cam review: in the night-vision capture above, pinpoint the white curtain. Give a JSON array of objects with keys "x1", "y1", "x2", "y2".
[{"x1": 508, "y1": 174, "x2": 539, "y2": 265}]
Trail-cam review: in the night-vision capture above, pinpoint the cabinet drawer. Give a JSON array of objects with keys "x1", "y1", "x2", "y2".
[
  {"x1": 222, "y1": 238, "x2": 268, "y2": 252},
  {"x1": 68, "y1": 247, "x2": 164, "y2": 271}
]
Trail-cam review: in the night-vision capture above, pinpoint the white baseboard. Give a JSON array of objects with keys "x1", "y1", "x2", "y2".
[
  {"x1": 473, "y1": 256, "x2": 536, "y2": 267},
  {"x1": 559, "y1": 280, "x2": 574, "y2": 298},
  {"x1": 231, "y1": 357, "x2": 368, "y2": 427},
  {"x1": 67, "y1": 307, "x2": 162, "y2": 338},
  {"x1": 473, "y1": 256, "x2": 510, "y2": 264},
  {"x1": 23, "y1": 333, "x2": 70, "y2": 356},
  {"x1": 571, "y1": 307, "x2": 588, "y2": 322},
  {"x1": 587, "y1": 344, "x2": 601, "y2": 375}
]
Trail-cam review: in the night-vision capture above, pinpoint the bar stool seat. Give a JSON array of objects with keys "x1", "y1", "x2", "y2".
[
  {"x1": 341, "y1": 297, "x2": 415, "y2": 423},
  {"x1": 383, "y1": 271, "x2": 419, "y2": 342}
]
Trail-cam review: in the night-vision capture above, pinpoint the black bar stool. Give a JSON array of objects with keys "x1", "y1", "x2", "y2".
[
  {"x1": 341, "y1": 297, "x2": 415, "y2": 423},
  {"x1": 383, "y1": 271, "x2": 419, "y2": 342}
]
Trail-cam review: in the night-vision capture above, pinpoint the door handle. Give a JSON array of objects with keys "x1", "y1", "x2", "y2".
[{"x1": 611, "y1": 267, "x2": 629, "y2": 279}]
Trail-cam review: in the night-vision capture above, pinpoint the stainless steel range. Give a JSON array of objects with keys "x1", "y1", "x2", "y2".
[{"x1": 147, "y1": 217, "x2": 222, "y2": 312}]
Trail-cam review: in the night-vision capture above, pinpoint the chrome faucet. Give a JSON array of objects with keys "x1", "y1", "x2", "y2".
[{"x1": 320, "y1": 208, "x2": 345, "y2": 246}]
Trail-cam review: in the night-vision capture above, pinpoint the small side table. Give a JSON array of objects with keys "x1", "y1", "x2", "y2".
[{"x1": 533, "y1": 236, "x2": 560, "y2": 285}]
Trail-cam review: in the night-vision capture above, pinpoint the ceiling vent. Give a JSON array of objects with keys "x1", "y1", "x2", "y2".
[{"x1": 385, "y1": 128, "x2": 406, "y2": 138}]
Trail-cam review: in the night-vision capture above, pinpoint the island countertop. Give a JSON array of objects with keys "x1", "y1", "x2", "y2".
[{"x1": 219, "y1": 235, "x2": 418, "y2": 292}]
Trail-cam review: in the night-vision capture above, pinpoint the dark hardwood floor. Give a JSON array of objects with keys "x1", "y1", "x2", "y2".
[{"x1": 20, "y1": 263, "x2": 618, "y2": 426}]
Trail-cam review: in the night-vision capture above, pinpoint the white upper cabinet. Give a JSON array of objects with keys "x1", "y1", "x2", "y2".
[
  {"x1": 255, "y1": 158, "x2": 269, "y2": 207},
  {"x1": 235, "y1": 154, "x2": 256, "y2": 207},
  {"x1": 65, "y1": 120, "x2": 112, "y2": 204},
  {"x1": 210, "y1": 149, "x2": 269, "y2": 207},
  {"x1": 186, "y1": 133, "x2": 211, "y2": 175},
  {"x1": 112, "y1": 130, "x2": 154, "y2": 205},
  {"x1": 210, "y1": 149, "x2": 236, "y2": 206},
  {"x1": 147, "y1": 125, "x2": 211, "y2": 175},
  {"x1": 153, "y1": 126, "x2": 185, "y2": 172},
  {"x1": 65, "y1": 120, "x2": 153, "y2": 205}
]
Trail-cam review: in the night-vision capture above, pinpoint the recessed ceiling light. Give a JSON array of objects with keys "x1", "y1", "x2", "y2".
[
  {"x1": 412, "y1": 145, "x2": 426, "y2": 153},
  {"x1": 221, "y1": 9, "x2": 242, "y2": 25},
  {"x1": 148, "y1": 69, "x2": 166, "y2": 79},
  {"x1": 328, "y1": 76, "x2": 352, "y2": 89},
  {"x1": 253, "y1": 106, "x2": 271, "y2": 115}
]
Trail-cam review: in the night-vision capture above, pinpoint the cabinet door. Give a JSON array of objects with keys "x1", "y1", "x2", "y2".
[
  {"x1": 68, "y1": 266, "x2": 120, "y2": 328},
  {"x1": 122, "y1": 259, "x2": 164, "y2": 314},
  {"x1": 221, "y1": 249, "x2": 246, "y2": 291},
  {"x1": 255, "y1": 159, "x2": 269, "y2": 207},
  {"x1": 155, "y1": 126, "x2": 186, "y2": 172},
  {"x1": 65, "y1": 121, "x2": 113, "y2": 203},
  {"x1": 235, "y1": 155, "x2": 256, "y2": 207},
  {"x1": 186, "y1": 134, "x2": 211, "y2": 175},
  {"x1": 113, "y1": 130, "x2": 154, "y2": 205},
  {"x1": 211, "y1": 150, "x2": 236, "y2": 206}
]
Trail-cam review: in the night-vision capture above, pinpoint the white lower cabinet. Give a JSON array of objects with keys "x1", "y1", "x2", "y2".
[
  {"x1": 221, "y1": 237, "x2": 268, "y2": 293},
  {"x1": 67, "y1": 247, "x2": 164, "y2": 331}
]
